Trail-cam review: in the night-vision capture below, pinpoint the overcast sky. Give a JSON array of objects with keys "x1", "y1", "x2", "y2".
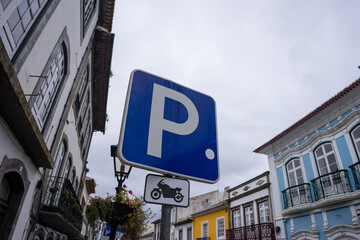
[{"x1": 87, "y1": 0, "x2": 360, "y2": 219}]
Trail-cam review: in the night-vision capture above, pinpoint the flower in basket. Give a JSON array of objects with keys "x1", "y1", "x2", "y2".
[{"x1": 113, "y1": 185, "x2": 134, "y2": 206}]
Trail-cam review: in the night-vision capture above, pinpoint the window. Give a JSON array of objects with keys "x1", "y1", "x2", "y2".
[
  {"x1": 314, "y1": 143, "x2": 338, "y2": 175},
  {"x1": 187, "y1": 227, "x2": 192, "y2": 240},
  {"x1": 258, "y1": 201, "x2": 270, "y2": 223},
  {"x1": 201, "y1": 221, "x2": 208, "y2": 237},
  {"x1": 52, "y1": 140, "x2": 67, "y2": 177},
  {"x1": 232, "y1": 209, "x2": 240, "y2": 228},
  {"x1": 286, "y1": 158, "x2": 304, "y2": 187},
  {"x1": 82, "y1": 0, "x2": 96, "y2": 36},
  {"x1": 69, "y1": 169, "x2": 76, "y2": 185},
  {"x1": 2, "y1": 0, "x2": 49, "y2": 58},
  {"x1": 76, "y1": 65, "x2": 89, "y2": 113},
  {"x1": 216, "y1": 216, "x2": 225, "y2": 239},
  {"x1": 32, "y1": 43, "x2": 67, "y2": 131},
  {"x1": 244, "y1": 205, "x2": 254, "y2": 226},
  {"x1": 351, "y1": 125, "x2": 360, "y2": 158},
  {"x1": 0, "y1": 172, "x2": 25, "y2": 239},
  {"x1": 178, "y1": 229, "x2": 183, "y2": 240},
  {"x1": 62, "y1": 158, "x2": 72, "y2": 178}
]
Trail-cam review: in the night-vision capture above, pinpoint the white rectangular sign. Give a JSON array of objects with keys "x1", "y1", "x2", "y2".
[{"x1": 144, "y1": 174, "x2": 189, "y2": 207}]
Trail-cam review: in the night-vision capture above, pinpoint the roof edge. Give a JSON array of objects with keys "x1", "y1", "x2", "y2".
[{"x1": 254, "y1": 78, "x2": 360, "y2": 154}]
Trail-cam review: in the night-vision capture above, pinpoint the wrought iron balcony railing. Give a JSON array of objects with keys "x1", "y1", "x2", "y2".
[
  {"x1": 40, "y1": 176, "x2": 83, "y2": 234},
  {"x1": 311, "y1": 170, "x2": 352, "y2": 201},
  {"x1": 349, "y1": 162, "x2": 360, "y2": 190},
  {"x1": 226, "y1": 222, "x2": 275, "y2": 240},
  {"x1": 196, "y1": 238, "x2": 210, "y2": 240},
  {"x1": 282, "y1": 183, "x2": 312, "y2": 209}
]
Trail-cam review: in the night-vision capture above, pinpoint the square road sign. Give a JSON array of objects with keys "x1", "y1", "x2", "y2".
[{"x1": 118, "y1": 70, "x2": 219, "y2": 183}]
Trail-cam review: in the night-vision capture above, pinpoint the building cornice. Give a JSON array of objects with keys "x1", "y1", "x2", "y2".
[
  {"x1": 191, "y1": 201, "x2": 227, "y2": 218},
  {"x1": 227, "y1": 171, "x2": 269, "y2": 192}
]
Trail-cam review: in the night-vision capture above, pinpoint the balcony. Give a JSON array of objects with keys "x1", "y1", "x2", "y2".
[
  {"x1": 311, "y1": 170, "x2": 352, "y2": 201},
  {"x1": 226, "y1": 223, "x2": 275, "y2": 240},
  {"x1": 350, "y1": 162, "x2": 360, "y2": 190},
  {"x1": 282, "y1": 183, "x2": 312, "y2": 209},
  {"x1": 39, "y1": 176, "x2": 83, "y2": 236},
  {"x1": 197, "y1": 238, "x2": 210, "y2": 240}
]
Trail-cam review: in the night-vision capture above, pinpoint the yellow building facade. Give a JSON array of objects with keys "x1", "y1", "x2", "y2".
[{"x1": 193, "y1": 202, "x2": 229, "y2": 240}]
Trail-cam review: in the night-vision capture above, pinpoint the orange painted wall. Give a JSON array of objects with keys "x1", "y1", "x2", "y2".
[{"x1": 193, "y1": 208, "x2": 229, "y2": 240}]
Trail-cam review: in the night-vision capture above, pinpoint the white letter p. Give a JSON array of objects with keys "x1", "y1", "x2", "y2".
[{"x1": 147, "y1": 84, "x2": 199, "y2": 158}]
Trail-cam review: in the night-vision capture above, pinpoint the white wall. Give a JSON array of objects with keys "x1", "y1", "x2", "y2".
[{"x1": 0, "y1": 117, "x2": 42, "y2": 240}]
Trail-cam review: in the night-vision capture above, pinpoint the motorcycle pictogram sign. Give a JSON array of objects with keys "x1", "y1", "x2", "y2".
[{"x1": 144, "y1": 174, "x2": 189, "y2": 207}]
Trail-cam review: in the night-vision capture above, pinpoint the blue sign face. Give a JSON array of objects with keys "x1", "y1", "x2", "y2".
[{"x1": 118, "y1": 70, "x2": 219, "y2": 183}]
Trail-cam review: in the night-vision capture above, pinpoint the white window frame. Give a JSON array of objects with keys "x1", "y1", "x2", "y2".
[
  {"x1": 0, "y1": 0, "x2": 49, "y2": 58},
  {"x1": 32, "y1": 45, "x2": 66, "y2": 131},
  {"x1": 216, "y1": 216, "x2": 225, "y2": 239},
  {"x1": 201, "y1": 221, "x2": 209, "y2": 237},
  {"x1": 314, "y1": 143, "x2": 339, "y2": 175},
  {"x1": 232, "y1": 209, "x2": 240, "y2": 228},
  {"x1": 351, "y1": 125, "x2": 360, "y2": 158},
  {"x1": 178, "y1": 229, "x2": 183, "y2": 240},
  {"x1": 258, "y1": 201, "x2": 270, "y2": 223},
  {"x1": 286, "y1": 158, "x2": 304, "y2": 187},
  {"x1": 244, "y1": 205, "x2": 254, "y2": 226},
  {"x1": 187, "y1": 227, "x2": 192, "y2": 240},
  {"x1": 52, "y1": 140, "x2": 66, "y2": 177}
]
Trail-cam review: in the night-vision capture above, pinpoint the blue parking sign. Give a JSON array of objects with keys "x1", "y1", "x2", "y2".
[{"x1": 118, "y1": 70, "x2": 219, "y2": 183}]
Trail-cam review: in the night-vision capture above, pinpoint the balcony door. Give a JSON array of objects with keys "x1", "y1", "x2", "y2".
[
  {"x1": 315, "y1": 143, "x2": 338, "y2": 175},
  {"x1": 286, "y1": 158, "x2": 304, "y2": 205},
  {"x1": 314, "y1": 143, "x2": 341, "y2": 196},
  {"x1": 232, "y1": 209, "x2": 240, "y2": 228}
]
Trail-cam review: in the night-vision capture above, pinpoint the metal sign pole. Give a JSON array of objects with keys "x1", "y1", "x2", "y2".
[{"x1": 160, "y1": 204, "x2": 171, "y2": 240}]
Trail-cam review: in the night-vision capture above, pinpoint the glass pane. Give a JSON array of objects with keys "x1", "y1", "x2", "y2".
[
  {"x1": 18, "y1": 0, "x2": 29, "y2": 16},
  {"x1": 324, "y1": 143, "x2": 333, "y2": 153},
  {"x1": 297, "y1": 176, "x2": 304, "y2": 184},
  {"x1": 296, "y1": 169, "x2": 302, "y2": 179},
  {"x1": 30, "y1": 0, "x2": 40, "y2": 16},
  {"x1": 320, "y1": 166, "x2": 328, "y2": 175},
  {"x1": 8, "y1": 9, "x2": 20, "y2": 31},
  {"x1": 318, "y1": 158, "x2": 326, "y2": 168},
  {"x1": 352, "y1": 127, "x2": 360, "y2": 140},
  {"x1": 316, "y1": 147, "x2": 324, "y2": 157},
  {"x1": 287, "y1": 161, "x2": 293, "y2": 170},
  {"x1": 289, "y1": 171, "x2": 295, "y2": 181},
  {"x1": 327, "y1": 154, "x2": 337, "y2": 165},
  {"x1": 356, "y1": 141, "x2": 360, "y2": 152},
  {"x1": 22, "y1": 9, "x2": 32, "y2": 30},
  {"x1": 329, "y1": 163, "x2": 338, "y2": 172},
  {"x1": 294, "y1": 159, "x2": 300, "y2": 167}
]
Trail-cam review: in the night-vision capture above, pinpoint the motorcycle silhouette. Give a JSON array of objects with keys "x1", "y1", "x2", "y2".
[{"x1": 151, "y1": 179, "x2": 184, "y2": 202}]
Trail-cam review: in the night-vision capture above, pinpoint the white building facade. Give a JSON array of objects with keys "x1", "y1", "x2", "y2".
[
  {"x1": 0, "y1": 0, "x2": 115, "y2": 239},
  {"x1": 227, "y1": 171, "x2": 275, "y2": 239},
  {"x1": 255, "y1": 79, "x2": 360, "y2": 239}
]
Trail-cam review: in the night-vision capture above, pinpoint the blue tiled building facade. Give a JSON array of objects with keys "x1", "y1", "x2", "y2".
[{"x1": 255, "y1": 79, "x2": 360, "y2": 239}]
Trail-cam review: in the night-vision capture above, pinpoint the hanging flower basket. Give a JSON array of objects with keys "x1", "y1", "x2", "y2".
[{"x1": 108, "y1": 202, "x2": 133, "y2": 225}]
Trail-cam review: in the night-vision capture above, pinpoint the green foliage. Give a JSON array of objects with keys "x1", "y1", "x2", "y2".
[
  {"x1": 86, "y1": 187, "x2": 154, "y2": 240},
  {"x1": 120, "y1": 196, "x2": 153, "y2": 240}
]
